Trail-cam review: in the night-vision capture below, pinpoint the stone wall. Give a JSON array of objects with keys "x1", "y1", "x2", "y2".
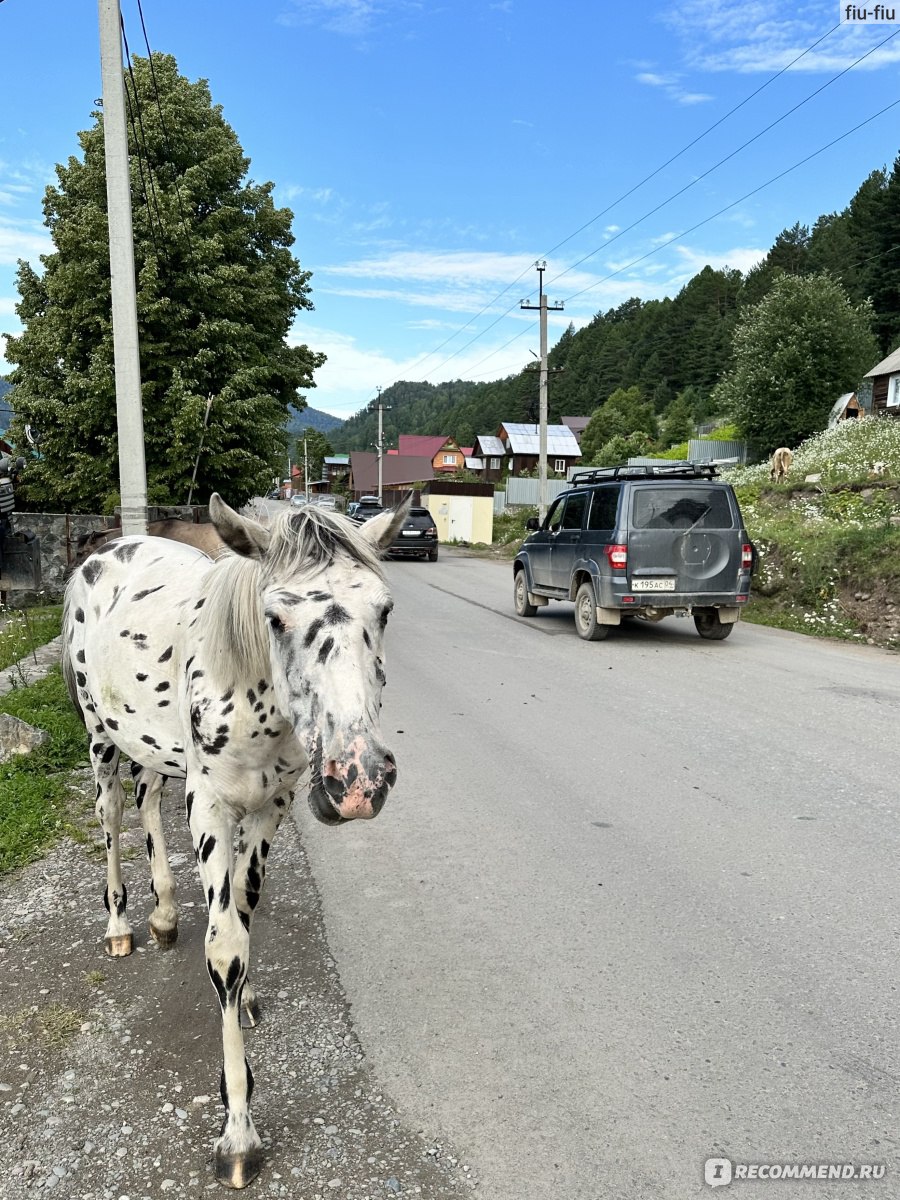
[{"x1": 9, "y1": 512, "x2": 110, "y2": 600}]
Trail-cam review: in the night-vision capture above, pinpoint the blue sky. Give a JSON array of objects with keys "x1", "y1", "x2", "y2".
[{"x1": 1, "y1": 1, "x2": 899, "y2": 420}]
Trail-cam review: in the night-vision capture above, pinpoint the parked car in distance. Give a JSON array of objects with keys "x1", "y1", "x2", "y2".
[
  {"x1": 389, "y1": 505, "x2": 439, "y2": 561},
  {"x1": 350, "y1": 497, "x2": 386, "y2": 522},
  {"x1": 513, "y1": 462, "x2": 754, "y2": 642}
]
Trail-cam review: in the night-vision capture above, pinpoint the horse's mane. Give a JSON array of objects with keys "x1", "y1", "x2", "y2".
[{"x1": 198, "y1": 506, "x2": 386, "y2": 688}]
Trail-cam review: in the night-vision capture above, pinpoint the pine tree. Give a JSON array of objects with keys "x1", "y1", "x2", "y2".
[{"x1": 5, "y1": 54, "x2": 323, "y2": 512}]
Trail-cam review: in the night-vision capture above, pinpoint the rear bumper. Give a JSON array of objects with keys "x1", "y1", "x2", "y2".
[
  {"x1": 605, "y1": 590, "x2": 750, "y2": 610},
  {"x1": 389, "y1": 540, "x2": 437, "y2": 557}
]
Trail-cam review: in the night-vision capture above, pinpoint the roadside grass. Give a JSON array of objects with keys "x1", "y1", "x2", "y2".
[
  {"x1": 0, "y1": 667, "x2": 89, "y2": 875},
  {"x1": 0, "y1": 604, "x2": 63, "y2": 670}
]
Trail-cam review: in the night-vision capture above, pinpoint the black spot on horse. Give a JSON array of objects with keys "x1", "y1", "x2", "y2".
[
  {"x1": 200, "y1": 834, "x2": 217, "y2": 863},
  {"x1": 141, "y1": 735, "x2": 160, "y2": 749},
  {"x1": 75, "y1": 607, "x2": 85, "y2": 623},
  {"x1": 82, "y1": 560, "x2": 104, "y2": 586},
  {"x1": 158, "y1": 645, "x2": 174, "y2": 663},
  {"x1": 113, "y1": 541, "x2": 140, "y2": 563},
  {"x1": 132, "y1": 585, "x2": 165, "y2": 602},
  {"x1": 76, "y1": 650, "x2": 86, "y2": 663},
  {"x1": 101, "y1": 743, "x2": 117, "y2": 764},
  {"x1": 106, "y1": 718, "x2": 119, "y2": 731},
  {"x1": 155, "y1": 681, "x2": 170, "y2": 692},
  {"x1": 146, "y1": 833, "x2": 155, "y2": 859},
  {"x1": 119, "y1": 629, "x2": 130, "y2": 638},
  {"x1": 304, "y1": 618, "x2": 324, "y2": 649},
  {"x1": 136, "y1": 673, "x2": 148, "y2": 682},
  {"x1": 325, "y1": 602, "x2": 351, "y2": 625},
  {"x1": 219, "y1": 874, "x2": 231, "y2": 909},
  {"x1": 317, "y1": 636, "x2": 335, "y2": 664}
]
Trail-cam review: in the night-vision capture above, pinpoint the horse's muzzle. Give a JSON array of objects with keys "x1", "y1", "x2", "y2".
[{"x1": 309, "y1": 743, "x2": 397, "y2": 824}]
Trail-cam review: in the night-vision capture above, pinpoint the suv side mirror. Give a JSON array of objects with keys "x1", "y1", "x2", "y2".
[{"x1": 525, "y1": 517, "x2": 540, "y2": 531}]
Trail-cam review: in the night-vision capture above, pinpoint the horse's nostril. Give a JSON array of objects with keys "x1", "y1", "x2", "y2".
[
  {"x1": 384, "y1": 755, "x2": 397, "y2": 787},
  {"x1": 322, "y1": 764, "x2": 344, "y2": 800}
]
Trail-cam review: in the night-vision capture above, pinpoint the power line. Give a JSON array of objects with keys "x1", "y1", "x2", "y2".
[
  {"x1": 560, "y1": 95, "x2": 900, "y2": 304},
  {"x1": 121, "y1": 18, "x2": 167, "y2": 255},
  {"x1": 547, "y1": 25, "x2": 900, "y2": 292},
  {"x1": 408, "y1": 20, "x2": 849, "y2": 379},
  {"x1": 440, "y1": 96, "x2": 900, "y2": 385}
]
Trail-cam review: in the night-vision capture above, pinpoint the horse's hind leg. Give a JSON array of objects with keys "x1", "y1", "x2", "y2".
[
  {"x1": 233, "y1": 800, "x2": 288, "y2": 1028},
  {"x1": 132, "y1": 764, "x2": 178, "y2": 947},
  {"x1": 90, "y1": 738, "x2": 133, "y2": 956}
]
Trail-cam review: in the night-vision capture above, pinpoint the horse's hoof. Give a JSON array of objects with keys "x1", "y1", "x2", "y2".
[
  {"x1": 149, "y1": 921, "x2": 178, "y2": 949},
  {"x1": 214, "y1": 1146, "x2": 265, "y2": 1189},
  {"x1": 240, "y1": 997, "x2": 262, "y2": 1029},
  {"x1": 104, "y1": 933, "x2": 134, "y2": 957}
]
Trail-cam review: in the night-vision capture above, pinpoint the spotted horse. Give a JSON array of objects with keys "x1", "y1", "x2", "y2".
[{"x1": 61, "y1": 492, "x2": 411, "y2": 1188}]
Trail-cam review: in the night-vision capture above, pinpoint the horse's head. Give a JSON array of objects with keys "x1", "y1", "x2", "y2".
[{"x1": 209, "y1": 493, "x2": 411, "y2": 825}]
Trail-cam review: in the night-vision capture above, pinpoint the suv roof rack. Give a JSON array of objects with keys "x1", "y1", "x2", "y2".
[{"x1": 571, "y1": 462, "x2": 721, "y2": 485}]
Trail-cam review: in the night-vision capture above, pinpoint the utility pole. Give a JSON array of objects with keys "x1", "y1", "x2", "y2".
[
  {"x1": 521, "y1": 262, "x2": 564, "y2": 521},
  {"x1": 303, "y1": 436, "x2": 310, "y2": 502},
  {"x1": 371, "y1": 387, "x2": 391, "y2": 503},
  {"x1": 98, "y1": 0, "x2": 147, "y2": 534}
]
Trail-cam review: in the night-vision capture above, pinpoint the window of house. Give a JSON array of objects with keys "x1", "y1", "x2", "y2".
[
  {"x1": 490, "y1": 457, "x2": 501, "y2": 469},
  {"x1": 887, "y1": 374, "x2": 900, "y2": 408},
  {"x1": 554, "y1": 459, "x2": 566, "y2": 474},
  {"x1": 442, "y1": 453, "x2": 457, "y2": 465}
]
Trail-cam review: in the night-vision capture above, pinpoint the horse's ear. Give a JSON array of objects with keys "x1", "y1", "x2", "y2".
[
  {"x1": 209, "y1": 493, "x2": 271, "y2": 560},
  {"x1": 358, "y1": 492, "x2": 413, "y2": 553}
]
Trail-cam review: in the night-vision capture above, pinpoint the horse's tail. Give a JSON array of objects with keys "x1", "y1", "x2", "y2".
[{"x1": 60, "y1": 582, "x2": 86, "y2": 728}]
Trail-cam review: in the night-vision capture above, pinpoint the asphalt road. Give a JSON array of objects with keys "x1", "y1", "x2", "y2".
[{"x1": 294, "y1": 548, "x2": 900, "y2": 1200}]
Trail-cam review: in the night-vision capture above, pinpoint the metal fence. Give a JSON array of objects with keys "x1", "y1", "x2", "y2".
[{"x1": 502, "y1": 476, "x2": 571, "y2": 509}]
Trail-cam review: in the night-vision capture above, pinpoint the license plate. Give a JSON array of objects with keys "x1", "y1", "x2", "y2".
[
  {"x1": 401, "y1": 530, "x2": 420, "y2": 537},
  {"x1": 631, "y1": 578, "x2": 676, "y2": 592}
]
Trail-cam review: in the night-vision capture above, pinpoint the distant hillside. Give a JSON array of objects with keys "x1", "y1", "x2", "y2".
[
  {"x1": 0, "y1": 379, "x2": 11, "y2": 400},
  {"x1": 287, "y1": 404, "x2": 344, "y2": 436}
]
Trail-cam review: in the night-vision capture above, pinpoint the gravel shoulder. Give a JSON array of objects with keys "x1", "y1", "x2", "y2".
[{"x1": 0, "y1": 704, "x2": 476, "y2": 1198}]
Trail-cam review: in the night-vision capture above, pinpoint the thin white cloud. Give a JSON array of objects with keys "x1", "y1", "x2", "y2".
[
  {"x1": 635, "y1": 69, "x2": 713, "y2": 105},
  {"x1": 664, "y1": 0, "x2": 900, "y2": 73},
  {"x1": 0, "y1": 219, "x2": 52, "y2": 266}
]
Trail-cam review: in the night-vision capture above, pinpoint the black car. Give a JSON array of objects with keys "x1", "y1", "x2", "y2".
[
  {"x1": 350, "y1": 500, "x2": 438, "y2": 560},
  {"x1": 513, "y1": 462, "x2": 754, "y2": 641},
  {"x1": 389, "y1": 505, "x2": 439, "y2": 561}
]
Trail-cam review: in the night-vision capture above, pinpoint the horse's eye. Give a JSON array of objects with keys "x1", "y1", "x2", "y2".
[{"x1": 268, "y1": 614, "x2": 285, "y2": 635}]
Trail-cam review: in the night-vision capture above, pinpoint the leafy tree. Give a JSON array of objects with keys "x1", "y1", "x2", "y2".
[
  {"x1": 714, "y1": 273, "x2": 878, "y2": 457},
  {"x1": 579, "y1": 386, "x2": 657, "y2": 460},
  {"x1": 5, "y1": 53, "x2": 323, "y2": 512},
  {"x1": 659, "y1": 393, "x2": 694, "y2": 448},
  {"x1": 589, "y1": 431, "x2": 655, "y2": 467}
]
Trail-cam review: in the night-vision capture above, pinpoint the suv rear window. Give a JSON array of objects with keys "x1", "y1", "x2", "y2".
[{"x1": 631, "y1": 487, "x2": 735, "y2": 531}]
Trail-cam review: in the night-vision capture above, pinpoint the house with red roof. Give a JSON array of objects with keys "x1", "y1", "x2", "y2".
[{"x1": 398, "y1": 435, "x2": 465, "y2": 474}]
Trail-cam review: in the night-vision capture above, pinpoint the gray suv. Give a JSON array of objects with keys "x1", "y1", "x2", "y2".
[{"x1": 513, "y1": 463, "x2": 754, "y2": 641}]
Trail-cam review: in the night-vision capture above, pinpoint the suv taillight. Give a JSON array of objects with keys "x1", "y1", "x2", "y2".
[
  {"x1": 605, "y1": 543, "x2": 627, "y2": 571},
  {"x1": 741, "y1": 544, "x2": 753, "y2": 569}
]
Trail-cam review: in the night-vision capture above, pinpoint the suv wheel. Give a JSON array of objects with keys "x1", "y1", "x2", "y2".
[
  {"x1": 694, "y1": 608, "x2": 734, "y2": 640},
  {"x1": 428, "y1": 547, "x2": 438, "y2": 562},
  {"x1": 514, "y1": 571, "x2": 538, "y2": 617},
  {"x1": 574, "y1": 581, "x2": 609, "y2": 641}
]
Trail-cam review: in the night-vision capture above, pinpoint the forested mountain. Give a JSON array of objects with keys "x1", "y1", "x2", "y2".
[
  {"x1": 330, "y1": 150, "x2": 900, "y2": 454},
  {"x1": 287, "y1": 404, "x2": 344, "y2": 436}
]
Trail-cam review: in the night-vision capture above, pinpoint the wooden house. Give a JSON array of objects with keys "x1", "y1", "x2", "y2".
[
  {"x1": 859, "y1": 346, "x2": 900, "y2": 418},
  {"x1": 496, "y1": 422, "x2": 582, "y2": 476},
  {"x1": 468, "y1": 435, "x2": 507, "y2": 483},
  {"x1": 397, "y1": 435, "x2": 466, "y2": 474}
]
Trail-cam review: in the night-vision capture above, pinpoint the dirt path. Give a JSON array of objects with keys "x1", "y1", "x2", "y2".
[{"x1": 0, "y1": 767, "x2": 476, "y2": 1198}]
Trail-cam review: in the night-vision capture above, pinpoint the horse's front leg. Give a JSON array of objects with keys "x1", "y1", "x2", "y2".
[
  {"x1": 189, "y1": 789, "x2": 263, "y2": 1189},
  {"x1": 233, "y1": 799, "x2": 288, "y2": 1028}
]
